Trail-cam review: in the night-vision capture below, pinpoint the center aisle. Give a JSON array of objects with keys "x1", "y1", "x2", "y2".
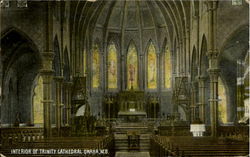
[{"x1": 115, "y1": 152, "x2": 150, "y2": 157}]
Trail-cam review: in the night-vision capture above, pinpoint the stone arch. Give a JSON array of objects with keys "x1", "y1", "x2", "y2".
[
  {"x1": 1, "y1": 28, "x2": 41, "y2": 125},
  {"x1": 219, "y1": 25, "x2": 249, "y2": 122},
  {"x1": 63, "y1": 47, "x2": 70, "y2": 81},
  {"x1": 191, "y1": 0, "x2": 199, "y2": 17},
  {"x1": 191, "y1": 46, "x2": 198, "y2": 81},
  {"x1": 107, "y1": 35, "x2": 120, "y2": 55},
  {"x1": 53, "y1": 35, "x2": 61, "y2": 76},
  {"x1": 199, "y1": 35, "x2": 209, "y2": 77},
  {"x1": 199, "y1": 35, "x2": 210, "y2": 124},
  {"x1": 191, "y1": 46, "x2": 199, "y2": 109}
]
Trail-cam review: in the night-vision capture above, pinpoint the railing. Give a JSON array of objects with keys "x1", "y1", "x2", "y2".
[
  {"x1": 218, "y1": 125, "x2": 249, "y2": 142},
  {"x1": 0, "y1": 127, "x2": 44, "y2": 145}
]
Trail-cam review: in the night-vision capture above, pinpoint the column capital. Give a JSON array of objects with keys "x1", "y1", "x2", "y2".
[
  {"x1": 197, "y1": 75, "x2": 207, "y2": 81},
  {"x1": 206, "y1": 50, "x2": 219, "y2": 60},
  {"x1": 41, "y1": 51, "x2": 54, "y2": 60},
  {"x1": 41, "y1": 51, "x2": 54, "y2": 72},
  {"x1": 63, "y1": 81, "x2": 73, "y2": 87},
  {"x1": 207, "y1": 68, "x2": 220, "y2": 74},
  {"x1": 54, "y1": 76, "x2": 64, "y2": 82},
  {"x1": 40, "y1": 69, "x2": 54, "y2": 76},
  {"x1": 207, "y1": 68, "x2": 220, "y2": 83},
  {"x1": 207, "y1": 0, "x2": 219, "y2": 11}
]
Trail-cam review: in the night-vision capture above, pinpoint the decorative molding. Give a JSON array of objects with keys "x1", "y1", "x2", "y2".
[
  {"x1": 17, "y1": 0, "x2": 28, "y2": 8},
  {"x1": 0, "y1": 0, "x2": 9, "y2": 8}
]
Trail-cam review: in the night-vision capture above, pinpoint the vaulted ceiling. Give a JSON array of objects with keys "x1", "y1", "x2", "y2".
[{"x1": 69, "y1": 0, "x2": 192, "y2": 53}]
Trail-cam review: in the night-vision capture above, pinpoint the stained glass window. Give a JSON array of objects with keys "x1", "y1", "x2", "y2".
[
  {"x1": 92, "y1": 45, "x2": 100, "y2": 88},
  {"x1": 147, "y1": 42, "x2": 157, "y2": 89},
  {"x1": 33, "y1": 76, "x2": 43, "y2": 124},
  {"x1": 218, "y1": 77, "x2": 227, "y2": 124},
  {"x1": 108, "y1": 43, "x2": 118, "y2": 89},
  {"x1": 165, "y1": 47, "x2": 172, "y2": 88},
  {"x1": 127, "y1": 42, "x2": 138, "y2": 89}
]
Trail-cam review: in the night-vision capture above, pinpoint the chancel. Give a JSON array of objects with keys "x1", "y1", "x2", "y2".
[{"x1": 0, "y1": 0, "x2": 249, "y2": 157}]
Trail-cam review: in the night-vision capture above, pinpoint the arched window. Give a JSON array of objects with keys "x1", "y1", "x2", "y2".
[
  {"x1": 107, "y1": 43, "x2": 118, "y2": 89},
  {"x1": 127, "y1": 42, "x2": 138, "y2": 89},
  {"x1": 33, "y1": 76, "x2": 43, "y2": 125},
  {"x1": 147, "y1": 42, "x2": 157, "y2": 89},
  {"x1": 218, "y1": 77, "x2": 227, "y2": 124},
  {"x1": 165, "y1": 47, "x2": 172, "y2": 88},
  {"x1": 92, "y1": 44, "x2": 100, "y2": 88}
]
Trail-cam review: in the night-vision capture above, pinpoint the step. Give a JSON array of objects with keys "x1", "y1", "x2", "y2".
[{"x1": 115, "y1": 151, "x2": 150, "y2": 157}]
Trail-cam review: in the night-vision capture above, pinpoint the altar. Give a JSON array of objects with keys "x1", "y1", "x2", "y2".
[{"x1": 117, "y1": 90, "x2": 147, "y2": 122}]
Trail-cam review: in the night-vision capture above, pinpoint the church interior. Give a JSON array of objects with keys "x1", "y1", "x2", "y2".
[{"x1": 0, "y1": 0, "x2": 249, "y2": 156}]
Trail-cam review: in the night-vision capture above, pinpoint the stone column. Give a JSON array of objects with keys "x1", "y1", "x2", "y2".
[
  {"x1": 40, "y1": 52, "x2": 54, "y2": 138},
  {"x1": 64, "y1": 82, "x2": 72, "y2": 126},
  {"x1": 121, "y1": 55, "x2": 125, "y2": 90},
  {"x1": 176, "y1": 46, "x2": 180, "y2": 76},
  {"x1": 207, "y1": 0, "x2": 219, "y2": 137},
  {"x1": 207, "y1": 67, "x2": 220, "y2": 137},
  {"x1": 0, "y1": 52, "x2": 2, "y2": 120},
  {"x1": 157, "y1": 53, "x2": 161, "y2": 92},
  {"x1": 179, "y1": 41, "x2": 184, "y2": 75},
  {"x1": 198, "y1": 76, "x2": 206, "y2": 123},
  {"x1": 54, "y1": 76, "x2": 63, "y2": 135},
  {"x1": 140, "y1": 54, "x2": 144, "y2": 90},
  {"x1": 67, "y1": 82, "x2": 73, "y2": 125},
  {"x1": 190, "y1": 82, "x2": 197, "y2": 122}
]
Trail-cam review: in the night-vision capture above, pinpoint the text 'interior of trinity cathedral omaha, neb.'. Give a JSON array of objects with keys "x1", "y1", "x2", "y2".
[{"x1": 0, "y1": 0, "x2": 249, "y2": 157}]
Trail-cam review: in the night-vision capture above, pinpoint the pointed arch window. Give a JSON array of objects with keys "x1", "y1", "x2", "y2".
[
  {"x1": 127, "y1": 42, "x2": 138, "y2": 89},
  {"x1": 165, "y1": 47, "x2": 172, "y2": 88},
  {"x1": 147, "y1": 42, "x2": 157, "y2": 89},
  {"x1": 92, "y1": 44, "x2": 100, "y2": 88},
  {"x1": 33, "y1": 76, "x2": 43, "y2": 124},
  {"x1": 218, "y1": 77, "x2": 228, "y2": 124},
  {"x1": 107, "y1": 43, "x2": 118, "y2": 89}
]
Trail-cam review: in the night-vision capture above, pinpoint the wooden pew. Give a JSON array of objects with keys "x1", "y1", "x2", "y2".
[{"x1": 150, "y1": 135, "x2": 249, "y2": 157}]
